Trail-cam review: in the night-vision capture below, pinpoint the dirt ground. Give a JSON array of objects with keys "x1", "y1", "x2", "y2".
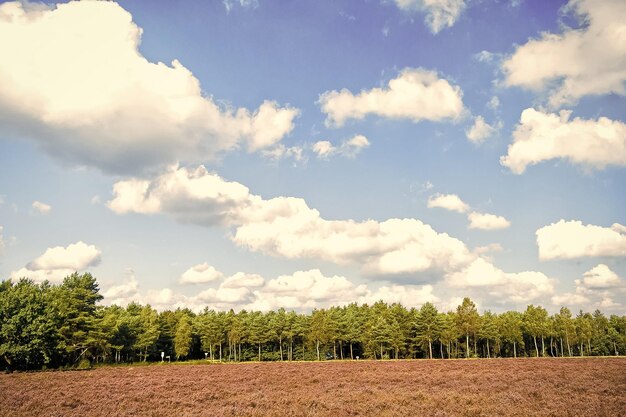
[{"x1": 1, "y1": 357, "x2": 625, "y2": 417}]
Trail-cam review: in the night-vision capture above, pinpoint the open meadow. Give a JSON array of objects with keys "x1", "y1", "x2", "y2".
[{"x1": 1, "y1": 357, "x2": 625, "y2": 417}]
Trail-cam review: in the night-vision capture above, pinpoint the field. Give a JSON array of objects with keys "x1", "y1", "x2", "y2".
[{"x1": 1, "y1": 358, "x2": 625, "y2": 417}]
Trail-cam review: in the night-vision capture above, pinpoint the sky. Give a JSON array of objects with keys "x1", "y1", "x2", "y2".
[{"x1": 0, "y1": 0, "x2": 624, "y2": 314}]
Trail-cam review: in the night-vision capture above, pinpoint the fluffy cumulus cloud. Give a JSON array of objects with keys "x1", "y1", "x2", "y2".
[
  {"x1": 502, "y1": 0, "x2": 626, "y2": 107},
  {"x1": 319, "y1": 68, "x2": 464, "y2": 127},
  {"x1": 10, "y1": 241, "x2": 101, "y2": 283},
  {"x1": 536, "y1": 220, "x2": 626, "y2": 260},
  {"x1": 446, "y1": 258, "x2": 554, "y2": 304},
  {"x1": 109, "y1": 165, "x2": 475, "y2": 276},
  {"x1": 250, "y1": 269, "x2": 369, "y2": 311},
  {"x1": 467, "y1": 212, "x2": 511, "y2": 230},
  {"x1": 361, "y1": 284, "x2": 438, "y2": 307},
  {"x1": 0, "y1": 1, "x2": 298, "y2": 175},
  {"x1": 428, "y1": 193, "x2": 510, "y2": 231},
  {"x1": 427, "y1": 193, "x2": 469, "y2": 213},
  {"x1": 179, "y1": 262, "x2": 224, "y2": 284},
  {"x1": 312, "y1": 135, "x2": 370, "y2": 159},
  {"x1": 577, "y1": 264, "x2": 623, "y2": 289},
  {"x1": 108, "y1": 165, "x2": 251, "y2": 225},
  {"x1": 101, "y1": 266, "x2": 441, "y2": 312},
  {"x1": 394, "y1": 0, "x2": 467, "y2": 34},
  {"x1": 465, "y1": 116, "x2": 500, "y2": 144},
  {"x1": 31, "y1": 200, "x2": 51, "y2": 215},
  {"x1": 552, "y1": 264, "x2": 624, "y2": 310},
  {"x1": 501, "y1": 109, "x2": 626, "y2": 174}
]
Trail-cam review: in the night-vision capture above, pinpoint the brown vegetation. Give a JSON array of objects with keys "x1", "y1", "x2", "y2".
[{"x1": 1, "y1": 358, "x2": 625, "y2": 417}]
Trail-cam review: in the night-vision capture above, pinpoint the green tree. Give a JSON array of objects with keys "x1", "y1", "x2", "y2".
[
  {"x1": 479, "y1": 311, "x2": 499, "y2": 358},
  {"x1": 53, "y1": 273, "x2": 103, "y2": 364},
  {"x1": 174, "y1": 315, "x2": 192, "y2": 360},
  {"x1": 309, "y1": 309, "x2": 329, "y2": 360},
  {"x1": 415, "y1": 302, "x2": 440, "y2": 359},
  {"x1": 0, "y1": 279, "x2": 58, "y2": 370},
  {"x1": 455, "y1": 298, "x2": 479, "y2": 358},
  {"x1": 523, "y1": 305, "x2": 548, "y2": 357},
  {"x1": 498, "y1": 311, "x2": 523, "y2": 358}
]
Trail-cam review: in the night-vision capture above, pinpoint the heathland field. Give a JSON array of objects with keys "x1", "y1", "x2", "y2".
[{"x1": 1, "y1": 358, "x2": 625, "y2": 417}]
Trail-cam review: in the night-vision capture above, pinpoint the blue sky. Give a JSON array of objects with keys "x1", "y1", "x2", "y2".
[{"x1": 0, "y1": 0, "x2": 624, "y2": 313}]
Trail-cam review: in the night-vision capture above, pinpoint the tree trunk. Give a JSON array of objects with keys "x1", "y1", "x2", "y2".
[
  {"x1": 614, "y1": 341, "x2": 618, "y2": 356},
  {"x1": 428, "y1": 338, "x2": 433, "y2": 359},
  {"x1": 580, "y1": 342, "x2": 584, "y2": 357},
  {"x1": 316, "y1": 340, "x2": 320, "y2": 361},
  {"x1": 333, "y1": 340, "x2": 337, "y2": 360},
  {"x1": 209, "y1": 345, "x2": 213, "y2": 361},
  {"x1": 380, "y1": 343, "x2": 384, "y2": 360},
  {"x1": 350, "y1": 343, "x2": 354, "y2": 360},
  {"x1": 258, "y1": 342, "x2": 261, "y2": 361},
  {"x1": 219, "y1": 343, "x2": 222, "y2": 362},
  {"x1": 466, "y1": 333, "x2": 470, "y2": 358},
  {"x1": 541, "y1": 335, "x2": 545, "y2": 357},
  {"x1": 560, "y1": 337, "x2": 564, "y2": 357},
  {"x1": 473, "y1": 334, "x2": 477, "y2": 358},
  {"x1": 486, "y1": 339, "x2": 490, "y2": 359},
  {"x1": 279, "y1": 336, "x2": 283, "y2": 361},
  {"x1": 440, "y1": 341, "x2": 444, "y2": 359},
  {"x1": 534, "y1": 336, "x2": 539, "y2": 357},
  {"x1": 587, "y1": 339, "x2": 592, "y2": 355},
  {"x1": 566, "y1": 333, "x2": 571, "y2": 357},
  {"x1": 340, "y1": 340, "x2": 344, "y2": 360},
  {"x1": 513, "y1": 341, "x2": 517, "y2": 358}
]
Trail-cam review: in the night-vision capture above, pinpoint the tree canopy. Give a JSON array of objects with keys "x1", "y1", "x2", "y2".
[{"x1": 1, "y1": 274, "x2": 625, "y2": 370}]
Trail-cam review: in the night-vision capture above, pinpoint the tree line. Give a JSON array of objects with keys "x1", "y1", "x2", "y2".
[{"x1": 1, "y1": 273, "x2": 625, "y2": 370}]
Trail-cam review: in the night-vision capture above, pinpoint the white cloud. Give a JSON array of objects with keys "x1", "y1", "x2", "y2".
[
  {"x1": 577, "y1": 264, "x2": 623, "y2": 289},
  {"x1": 467, "y1": 211, "x2": 511, "y2": 230},
  {"x1": 261, "y1": 144, "x2": 305, "y2": 163},
  {"x1": 474, "y1": 50, "x2": 495, "y2": 63},
  {"x1": 501, "y1": 0, "x2": 626, "y2": 107},
  {"x1": 536, "y1": 220, "x2": 626, "y2": 260},
  {"x1": 10, "y1": 241, "x2": 101, "y2": 283},
  {"x1": 465, "y1": 116, "x2": 500, "y2": 144},
  {"x1": 101, "y1": 267, "x2": 438, "y2": 312},
  {"x1": 252, "y1": 269, "x2": 369, "y2": 310},
  {"x1": 0, "y1": 1, "x2": 298, "y2": 175},
  {"x1": 10, "y1": 267, "x2": 76, "y2": 284},
  {"x1": 27, "y1": 241, "x2": 101, "y2": 270},
  {"x1": 551, "y1": 292, "x2": 590, "y2": 307},
  {"x1": 428, "y1": 193, "x2": 510, "y2": 231},
  {"x1": 179, "y1": 262, "x2": 224, "y2": 285},
  {"x1": 319, "y1": 68, "x2": 464, "y2": 127},
  {"x1": 312, "y1": 134, "x2": 370, "y2": 159},
  {"x1": 446, "y1": 257, "x2": 554, "y2": 303},
  {"x1": 427, "y1": 193, "x2": 469, "y2": 213},
  {"x1": 109, "y1": 165, "x2": 475, "y2": 276},
  {"x1": 108, "y1": 165, "x2": 251, "y2": 226},
  {"x1": 552, "y1": 264, "x2": 624, "y2": 310},
  {"x1": 501, "y1": 108, "x2": 626, "y2": 174},
  {"x1": 361, "y1": 284, "x2": 438, "y2": 307},
  {"x1": 394, "y1": 0, "x2": 467, "y2": 34},
  {"x1": 221, "y1": 272, "x2": 265, "y2": 288},
  {"x1": 31, "y1": 200, "x2": 51, "y2": 215},
  {"x1": 487, "y1": 96, "x2": 500, "y2": 110},
  {"x1": 474, "y1": 243, "x2": 504, "y2": 256},
  {"x1": 102, "y1": 274, "x2": 139, "y2": 300},
  {"x1": 223, "y1": 0, "x2": 259, "y2": 13}
]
